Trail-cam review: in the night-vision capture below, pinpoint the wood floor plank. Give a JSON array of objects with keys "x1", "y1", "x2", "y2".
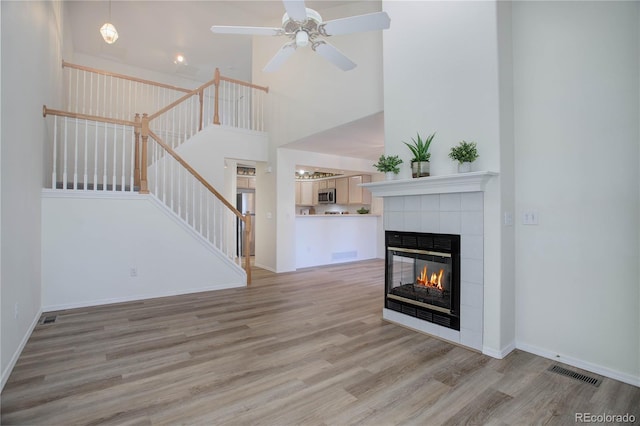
[{"x1": 1, "y1": 259, "x2": 638, "y2": 425}]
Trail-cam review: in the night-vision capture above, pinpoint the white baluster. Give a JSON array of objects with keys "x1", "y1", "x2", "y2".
[
  {"x1": 52, "y1": 117, "x2": 57, "y2": 189},
  {"x1": 103, "y1": 122, "x2": 107, "y2": 191},
  {"x1": 84, "y1": 120, "x2": 88, "y2": 190},
  {"x1": 121, "y1": 124, "x2": 126, "y2": 191},
  {"x1": 94, "y1": 119, "x2": 98, "y2": 190},
  {"x1": 129, "y1": 128, "x2": 135, "y2": 192},
  {"x1": 63, "y1": 118, "x2": 68, "y2": 189},
  {"x1": 112, "y1": 122, "x2": 117, "y2": 191}
]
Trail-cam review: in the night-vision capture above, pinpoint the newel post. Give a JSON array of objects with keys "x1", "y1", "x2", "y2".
[
  {"x1": 134, "y1": 113, "x2": 141, "y2": 189},
  {"x1": 244, "y1": 212, "x2": 252, "y2": 285},
  {"x1": 139, "y1": 113, "x2": 149, "y2": 194},
  {"x1": 213, "y1": 68, "x2": 221, "y2": 125}
]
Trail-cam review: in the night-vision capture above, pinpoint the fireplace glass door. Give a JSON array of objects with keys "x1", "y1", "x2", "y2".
[{"x1": 387, "y1": 248, "x2": 453, "y2": 313}]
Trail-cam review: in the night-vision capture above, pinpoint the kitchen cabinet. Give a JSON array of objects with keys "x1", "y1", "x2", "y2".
[
  {"x1": 348, "y1": 175, "x2": 371, "y2": 205},
  {"x1": 237, "y1": 176, "x2": 255, "y2": 189},
  {"x1": 296, "y1": 181, "x2": 317, "y2": 206},
  {"x1": 325, "y1": 179, "x2": 336, "y2": 189},
  {"x1": 335, "y1": 177, "x2": 349, "y2": 204}
]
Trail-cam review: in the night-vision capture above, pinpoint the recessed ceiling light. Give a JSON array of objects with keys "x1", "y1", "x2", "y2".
[{"x1": 174, "y1": 54, "x2": 187, "y2": 65}]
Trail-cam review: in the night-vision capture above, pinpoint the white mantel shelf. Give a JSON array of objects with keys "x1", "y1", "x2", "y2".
[{"x1": 360, "y1": 171, "x2": 498, "y2": 197}]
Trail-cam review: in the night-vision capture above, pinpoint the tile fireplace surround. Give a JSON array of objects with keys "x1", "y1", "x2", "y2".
[{"x1": 362, "y1": 172, "x2": 498, "y2": 352}]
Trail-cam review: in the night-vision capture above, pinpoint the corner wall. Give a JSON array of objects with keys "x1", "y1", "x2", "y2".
[{"x1": 1, "y1": 0, "x2": 65, "y2": 389}]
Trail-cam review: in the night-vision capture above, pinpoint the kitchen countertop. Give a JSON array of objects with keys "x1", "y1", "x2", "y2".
[{"x1": 296, "y1": 214, "x2": 380, "y2": 217}]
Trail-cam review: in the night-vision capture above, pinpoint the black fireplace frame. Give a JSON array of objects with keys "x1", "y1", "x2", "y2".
[{"x1": 385, "y1": 230, "x2": 461, "y2": 331}]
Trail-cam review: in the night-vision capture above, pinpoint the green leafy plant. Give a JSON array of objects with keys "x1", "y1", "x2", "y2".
[
  {"x1": 357, "y1": 207, "x2": 370, "y2": 214},
  {"x1": 373, "y1": 154, "x2": 403, "y2": 174},
  {"x1": 403, "y1": 132, "x2": 435, "y2": 163},
  {"x1": 449, "y1": 140, "x2": 479, "y2": 163}
]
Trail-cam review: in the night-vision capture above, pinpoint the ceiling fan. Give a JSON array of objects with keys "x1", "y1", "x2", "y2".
[{"x1": 210, "y1": 0, "x2": 390, "y2": 72}]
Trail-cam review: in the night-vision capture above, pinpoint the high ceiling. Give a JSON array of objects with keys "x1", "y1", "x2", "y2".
[
  {"x1": 67, "y1": 1, "x2": 359, "y2": 83},
  {"x1": 66, "y1": 0, "x2": 384, "y2": 163}
]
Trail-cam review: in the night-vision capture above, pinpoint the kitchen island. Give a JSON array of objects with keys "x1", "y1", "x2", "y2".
[{"x1": 295, "y1": 214, "x2": 381, "y2": 269}]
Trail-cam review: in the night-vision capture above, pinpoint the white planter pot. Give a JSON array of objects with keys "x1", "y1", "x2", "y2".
[
  {"x1": 385, "y1": 171, "x2": 397, "y2": 181},
  {"x1": 458, "y1": 162, "x2": 472, "y2": 173}
]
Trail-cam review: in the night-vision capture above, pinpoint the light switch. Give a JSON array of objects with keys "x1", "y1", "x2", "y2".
[{"x1": 523, "y1": 210, "x2": 539, "y2": 225}]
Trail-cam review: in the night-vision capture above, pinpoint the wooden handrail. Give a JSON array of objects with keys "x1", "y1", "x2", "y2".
[
  {"x1": 219, "y1": 74, "x2": 269, "y2": 93},
  {"x1": 147, "y1": 130, "x2": 243, "y2": 219},
  {"x1": 62, "y1": 60, "x2": 193, "y2": 93},
  {"x1": 42, "y1": 105, "x2": 137, "y2": 127},
  {"x1": 147, "y1": 79, "x2": 217, "y2": 121}
]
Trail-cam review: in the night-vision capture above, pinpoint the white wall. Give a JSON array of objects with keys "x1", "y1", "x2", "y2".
[
  {"x1": 41, "y1": 193, "x2": 245, "y2": 310},
  {"x1": 513, "y1": 1, "x2": 640, "y2": 384},
  {"x1": 252, "y1": 1, "x2": 385, "y2": 272},
  {"x1": 176, "y1": 124, "x2": 269, "y2": 194},
  {"x1": 1, "y1": 0, "x2": 65, "y2": 389},
  {"x1": 382, "y1": 0, "x2": 513, "y2": 357}
]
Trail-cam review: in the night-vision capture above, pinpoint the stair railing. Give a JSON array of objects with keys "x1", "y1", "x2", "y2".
[
  {"x1": 63, "y1": 61, "x2": 269, "y2": 133},
  {"x1": 46, "y1": 63, "x2": 268, "y2": 283},
  {"x1": 42, "y1": 106, "x2": 138, "y2": 192},
  {"x1": 142, "y1": 114, "x2": 252, "y2": 283}
]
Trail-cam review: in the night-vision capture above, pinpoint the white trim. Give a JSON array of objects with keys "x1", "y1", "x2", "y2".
[
  {"x1": 516, "y1": 341, "x2": 640, "y2": 388},
  {"x1": 42, "y1": 189, "x2": 141, "y2": 200},
  {"x1": 254, "y1": 262, "x2": 277, "y2": 273},
  {"x1": 42, "y1": 282, "x2": 245, "y2": 313},
  {"x1": 1, "y1": 308, "x2": 43, "y2": 391},
  {"x1": 361, "y1": 171, "x2": 498, "y2": 197},
  {"x1": 483, "y1": 341, "x2": 516, "y2": 359}
]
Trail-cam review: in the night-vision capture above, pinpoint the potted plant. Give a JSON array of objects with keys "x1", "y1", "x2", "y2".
[
  {"x1": 404, "y1": 132, "x2": 435, "y2": 178},
  {"x1": 448, "y1": 140, "x2": 479, "y2": 173},
  {"x1": 373, "y1": 154, "x2": 403, "y2": 180}
]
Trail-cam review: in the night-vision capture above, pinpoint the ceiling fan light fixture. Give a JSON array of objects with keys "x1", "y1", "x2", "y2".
[
  {"x1": 295, "y1": 31, "x2": 309, "y2": 47},
  {"x1": 100, "y1": 22, "x2": 118, "y2": 44}
]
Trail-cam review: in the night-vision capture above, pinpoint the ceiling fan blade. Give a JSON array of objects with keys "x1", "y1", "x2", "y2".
[
  {"x1": 263, "y1": 43, "x2": 297, "y2": 72},
  {"x1": 211, "y1": 25, "x2": 282, "y2": 36},
  {"x1": 282, "y1": 0, "x2": 307, "y2": 22},
  {"x1": 312, "y1": 41, "x2": 356, "y2": 71},
  {"x1": 320, "y1": 11, "x2": 391, "y2": 36}
]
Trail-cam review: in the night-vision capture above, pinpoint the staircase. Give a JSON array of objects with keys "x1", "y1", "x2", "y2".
[{"x1": 42, "y1": 61, "x2": 269, "y2": 286}]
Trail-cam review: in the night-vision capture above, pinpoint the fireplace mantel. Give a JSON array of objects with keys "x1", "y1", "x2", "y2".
[{"x1": 361, "y1": 171, "x2": 498, "y2": 197}]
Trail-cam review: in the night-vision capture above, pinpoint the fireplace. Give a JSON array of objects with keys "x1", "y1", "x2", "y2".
[{"x1": 385, "y1": 230, "x2": 461, "y2": 331}]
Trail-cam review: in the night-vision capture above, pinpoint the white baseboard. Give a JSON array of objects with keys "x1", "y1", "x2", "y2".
[
  {"x1": 516, "y1": 341, "x2": 640, "y2": 388},
  {"x1": 42, "y1": 282, "x2": 245, "y2": 313},
  {"x1": 483, "y1": 340, "x2": 516, "y2": 359},
  {"x1": 254, "y1": 262, "x2": 277, "y2": 273},
  {"x1": 1, "y1": 308, "x2": 43, "y2": 391}
]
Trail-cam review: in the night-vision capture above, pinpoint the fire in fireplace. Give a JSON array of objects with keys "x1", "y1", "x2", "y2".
[{"x1": 385, "y1": 231, "x2": 461, "y2": 330}]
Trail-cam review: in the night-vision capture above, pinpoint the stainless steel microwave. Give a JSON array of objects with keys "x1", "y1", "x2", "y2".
[{"x1": 318, "y1": 188, "x2": 336, "y2": 204}]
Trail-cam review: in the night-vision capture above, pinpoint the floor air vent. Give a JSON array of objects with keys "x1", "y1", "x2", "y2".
[
  {"x1": 42, "y1": 315, "x2": 57, "y2": 324},
  {"x1": 548, "y1": 364, "x2": 601, "y2": 387}
]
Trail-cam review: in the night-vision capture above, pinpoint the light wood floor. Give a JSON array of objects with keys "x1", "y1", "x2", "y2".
[{"x1": 2, "y1": 260, "x2": 638, "y2": 425}]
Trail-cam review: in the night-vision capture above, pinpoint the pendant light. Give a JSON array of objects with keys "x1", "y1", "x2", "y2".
[{"x1": 100, "y1": 0, "x2": 118, "y2": 44}]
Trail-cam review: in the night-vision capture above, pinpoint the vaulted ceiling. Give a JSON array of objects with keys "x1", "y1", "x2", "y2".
[{"x1": 65, "y1": 0, "x2": 384, "y2": 162}]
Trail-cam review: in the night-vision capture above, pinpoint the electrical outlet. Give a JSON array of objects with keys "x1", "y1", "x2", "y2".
[{"x1": 130, "y1": 267, "x2": 138, "y2": 277}]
